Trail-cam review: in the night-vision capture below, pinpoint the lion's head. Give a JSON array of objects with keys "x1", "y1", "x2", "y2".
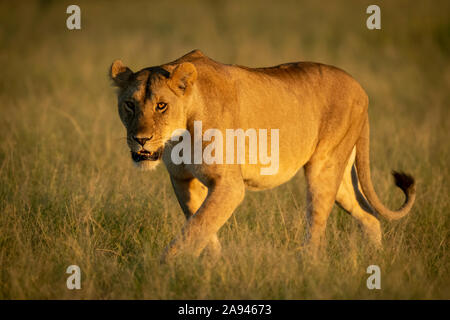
[{"x1": 110, "y1": 60, "x2": 197, "y2": 170}]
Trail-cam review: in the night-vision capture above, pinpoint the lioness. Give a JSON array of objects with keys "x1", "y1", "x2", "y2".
[{"x1": 109, "y1": 50, "x2": 416, "y2": 261}]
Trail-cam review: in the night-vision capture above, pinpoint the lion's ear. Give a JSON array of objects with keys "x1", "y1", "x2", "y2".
[
  {"x1": 168, "y1": 62, "x2": 197, "y2": 96},
  {"x1": 110, "y1": 60, "x2": 133, "y2": 87}
]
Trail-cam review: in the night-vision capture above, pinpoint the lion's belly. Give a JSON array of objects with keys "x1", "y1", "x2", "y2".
[
  {"x1": 240, "y1": 137, "x2": 315, "y2": 191},
  {"x1": 241, "y1": 164, "x2": 301, "y2": 191}
]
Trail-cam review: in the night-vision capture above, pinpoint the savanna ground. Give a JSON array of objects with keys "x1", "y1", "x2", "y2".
[{"x1": 0, "y1": 0, "x2": 449, "y2": 299}]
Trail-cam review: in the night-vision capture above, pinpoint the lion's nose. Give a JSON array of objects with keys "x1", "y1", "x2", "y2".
[{"x1": 133, "y1": 135, "x2": 152, "y2": 147}]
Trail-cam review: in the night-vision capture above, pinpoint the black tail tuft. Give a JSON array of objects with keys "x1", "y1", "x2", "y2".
[{"x1": 392, "y1": 171, "x2": 416, "y2": 193}]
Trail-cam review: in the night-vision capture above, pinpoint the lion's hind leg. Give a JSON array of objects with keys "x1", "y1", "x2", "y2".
[
  {"x1": 303, "y1": 155, "x2": 347, "y2": 254},
  {"x1": 336, "y1": 147, "x2": 382, "y2": 247}
]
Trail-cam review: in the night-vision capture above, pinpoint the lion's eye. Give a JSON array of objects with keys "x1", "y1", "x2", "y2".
[
  {"x1": 156, "y1": 102, "x2": 168, "y2": 112},
  {"x1": 124, "y1": 101, "x2": 135, "y2": 113}
]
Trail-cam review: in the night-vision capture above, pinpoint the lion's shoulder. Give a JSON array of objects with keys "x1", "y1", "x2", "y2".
[{"x1": 171, "y1": 49, "x2": 211, "y2": 65}]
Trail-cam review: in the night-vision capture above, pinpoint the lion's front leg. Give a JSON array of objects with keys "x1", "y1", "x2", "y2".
[
  {"x1": 169, "y1": 176, "x2": 222, "y2": 258},
  {"x1": 162, "y1": 178, "x2": 245, "y2": 262}
]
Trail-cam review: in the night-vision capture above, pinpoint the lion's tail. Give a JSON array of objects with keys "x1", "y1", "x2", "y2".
[{"x1": 355, "y1": 114, "x2": 416, "y2": 221}]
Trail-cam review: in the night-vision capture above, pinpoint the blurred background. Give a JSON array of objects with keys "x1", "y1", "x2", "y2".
[{"x1": 0, "y1": 0, "x2": 449, "y2": 299}]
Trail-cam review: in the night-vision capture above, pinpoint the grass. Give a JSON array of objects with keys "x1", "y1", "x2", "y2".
[{"x1": 0, "y1": 0, "x2": 449, "y2": 299}]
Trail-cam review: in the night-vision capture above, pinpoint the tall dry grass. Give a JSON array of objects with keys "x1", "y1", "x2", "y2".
[{"x1": 0, "y1": 0, "x2": 449, "y2": 299}]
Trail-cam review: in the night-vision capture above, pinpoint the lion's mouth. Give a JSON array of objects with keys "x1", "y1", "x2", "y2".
[{"x1": 131, "y1": 148, "x2": 163, "y2": 162}]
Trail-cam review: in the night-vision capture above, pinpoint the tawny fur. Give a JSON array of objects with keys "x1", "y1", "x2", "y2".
[{"x1": 110, "y1": 49, "x2": 416, "y2": 261}]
